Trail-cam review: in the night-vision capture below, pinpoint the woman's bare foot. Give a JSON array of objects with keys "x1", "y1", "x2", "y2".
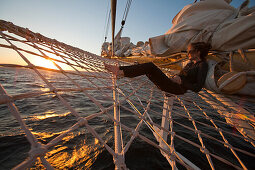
[{"x1": 104, "y1": 63, "x2": 124, "y2": 76}]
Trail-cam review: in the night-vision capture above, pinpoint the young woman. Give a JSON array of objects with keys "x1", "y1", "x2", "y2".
[{"x1": 105, "y1": 42, "x2": 211, "y2": 95}]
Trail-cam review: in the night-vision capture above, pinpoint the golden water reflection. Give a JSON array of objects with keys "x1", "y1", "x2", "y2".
[
  {"x1": 32, "y1": 131, "x2": 56, "y2": 139},
  {"x1": 33, "y1": 132, "x2": 103, "y2": 169},
  {"x1": 32, "y1": 111, "x2": 71, "y2": 120}
]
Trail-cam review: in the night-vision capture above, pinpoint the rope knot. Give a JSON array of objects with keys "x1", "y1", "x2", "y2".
[
  {"x1": 224, "y1": 143, "x2": 232, "y2": 149},
  {"x1": 200, "y1": 147, "x2": 209, "y2": 154},
  {"x1": 113, "y1": 153, "x2": 127, "y2": 170},
  {"x1": 78, "y1": 117, "x2": 88, "y2": 126},
  {"x1": 170, "y1": 132, "x2": 175, "y2": 136},
  {"x1": 29, "y1": 144, "x2": 47, "y2": 158},
  {"x1": 114, "y1": 119, "x2": 120, "y2": 126},
  {"x1": 169, "y1": 153, "x2": 176, "y2": 161},
  {"x1": 216, "y1": 127, "x2": 222, "y2": 132},
  {"x1": 195, "y1": 130, "x2": 201, "y2": 134},
  {"x1": 141, "y1": 115, "x2": 146, "y2": 120},
  {"x1": 132, "y1": 130, "x2": 139, "y2": 137}
]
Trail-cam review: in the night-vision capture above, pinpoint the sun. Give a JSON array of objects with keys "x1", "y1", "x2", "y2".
[
  {"x1": 34, "y1": 57, "x2": 57, "y2": 70},
  {"x1": 32, "y1": 56, "x2": 73, "y2": 71}
]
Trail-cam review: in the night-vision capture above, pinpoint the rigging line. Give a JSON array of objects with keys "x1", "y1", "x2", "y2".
[
  {"x1": 124, "y1": 0, "x2": 132, "y2": 21},
  {"x1": 122, "y1": 0, "x2": 132, "y2": 21},
  {"x1": 105, "y1": 9, "x2": 111, "y2": 42},
  {"x1": 128, "y1": 82, "x2": 154, "y2": 123},
  {"x1": 121, "y1": 0, "x2": 132, "y2": 27},
  {"x1": 117, "y1": 91, "x2": 190, "y2": 168},
  {"x1": 103, "y1": 1, "x2": 111, "y2": 42},
  {"x1": 122, "y1": 0, "x2": 129, "y2": 21},
  {"x1": 117, "y1": 84, "x2": 124, "y2": 151}
]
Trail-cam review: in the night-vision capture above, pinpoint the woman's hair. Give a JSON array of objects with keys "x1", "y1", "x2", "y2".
[{"x1": 190, "y1": 42, "x2": 212, "y2": 60}]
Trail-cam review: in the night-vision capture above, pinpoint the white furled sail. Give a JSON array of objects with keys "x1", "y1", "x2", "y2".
[{"x1": 149, "y1": 0, "x2": 255, "y2": 56}]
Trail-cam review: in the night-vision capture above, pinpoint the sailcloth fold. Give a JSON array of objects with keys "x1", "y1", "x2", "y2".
[{"x1": 149, "y1": 0, "x2": 255, "y2": 56}]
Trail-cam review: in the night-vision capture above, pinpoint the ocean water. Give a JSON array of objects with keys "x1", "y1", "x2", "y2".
[{"x1": 0, "y1": 67, "x2": 254, "y2": 170}]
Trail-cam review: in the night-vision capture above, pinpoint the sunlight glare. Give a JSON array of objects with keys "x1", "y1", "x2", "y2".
[{"x1": 34, "y1": 57, "x2": 57, "y2": 70}]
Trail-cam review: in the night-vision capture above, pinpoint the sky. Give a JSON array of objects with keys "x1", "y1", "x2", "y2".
[{"x1": 0, "y1": 0, "x2": 254, "y2": 67}]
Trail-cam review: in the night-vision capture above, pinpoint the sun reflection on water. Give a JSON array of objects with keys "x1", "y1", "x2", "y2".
[
  {"x1": 32, "y1": 111, "x2": 71, "y2": 120},
  {"x1": 33, "y1": 133, "x2": 103, "y2": 169},
  {"x1": 40, "y1": 86, "x2": 50, "y2": 92},
  {"x1": 32, "y1": 131, "x2": 56, "y2": 139}
]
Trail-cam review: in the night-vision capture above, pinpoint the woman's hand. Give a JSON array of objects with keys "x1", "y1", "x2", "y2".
[
  {"x1": 171, "y1": 75, "x2": 182, "y2": 84},
  {"x1": 104, "y1": 63, "x2": 124, "y2": 76}
]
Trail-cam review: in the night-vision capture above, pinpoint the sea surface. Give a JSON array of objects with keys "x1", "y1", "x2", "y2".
[{"x1": 0, "y1": 67, "x2": 254, "y2": 170}]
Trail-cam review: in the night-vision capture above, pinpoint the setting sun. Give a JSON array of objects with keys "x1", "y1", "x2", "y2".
[
  {"x1": 34, "y1": 57, "x2": 57, "y2": 70},
  {"x1": 31, "y1": 56, "x2": 73, "y2": 71}
]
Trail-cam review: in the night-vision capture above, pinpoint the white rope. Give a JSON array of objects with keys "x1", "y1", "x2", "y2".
[{"x1": 177, "y1": 97, "x2": 215, "y2": 170}]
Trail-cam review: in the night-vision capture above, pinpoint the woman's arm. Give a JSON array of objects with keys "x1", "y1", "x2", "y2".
[{"x1": 182, "y1": 62, "x2": 208, "y2": 92}]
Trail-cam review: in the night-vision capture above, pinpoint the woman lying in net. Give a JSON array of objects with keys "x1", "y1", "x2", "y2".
[{"x1": 105, "y1": 42, "x2": 211, "y2": 95}]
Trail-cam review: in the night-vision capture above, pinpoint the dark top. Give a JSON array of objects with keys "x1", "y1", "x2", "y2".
[{"x1": 179, "y1": 60, "x2": 208, "y2": 93}]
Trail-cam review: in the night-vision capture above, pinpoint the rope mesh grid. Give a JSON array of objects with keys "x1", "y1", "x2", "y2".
[{"x1": 0, "y1": 20, "x2": 255, "y2": 169}]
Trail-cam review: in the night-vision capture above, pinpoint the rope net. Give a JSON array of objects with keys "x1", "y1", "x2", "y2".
[{"x1": 0, "y1": 20, "x2": 254, "y2": 169}]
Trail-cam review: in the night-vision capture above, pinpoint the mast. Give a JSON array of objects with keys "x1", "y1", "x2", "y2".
[
  {"x1": 111, "y1": 0, "x2": 117, "y2": 57},
  {"x1": 111, "y1": 1, "x2": 127, "y2": 169}
]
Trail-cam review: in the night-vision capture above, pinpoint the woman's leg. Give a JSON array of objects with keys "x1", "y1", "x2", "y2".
[{"x1": 120, "y1": 62, "x2": 185, "y2": 94}]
